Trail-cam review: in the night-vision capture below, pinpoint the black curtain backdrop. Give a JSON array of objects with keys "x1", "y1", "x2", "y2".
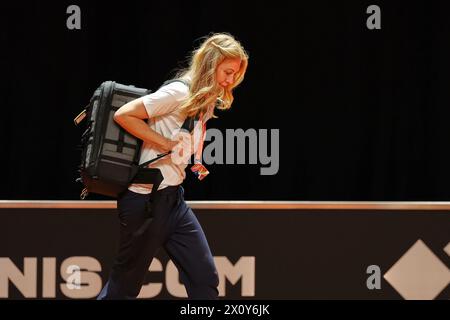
[{"x1": 2, "y1": 0, "x2": 450, "y2": 200}]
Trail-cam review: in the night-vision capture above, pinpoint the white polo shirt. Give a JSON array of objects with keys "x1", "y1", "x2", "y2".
[{"x1": 128, "y1": 80, "x2": 214, "y2": 194}]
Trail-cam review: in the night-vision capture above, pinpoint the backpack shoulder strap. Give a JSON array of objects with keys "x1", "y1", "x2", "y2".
[{"x1": 160, "y1": 78, "x2": 190, "y2": 89}]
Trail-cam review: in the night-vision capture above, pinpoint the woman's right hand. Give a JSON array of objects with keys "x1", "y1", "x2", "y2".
[
  {"x1": 163, "y1": 138, "x2": 181, "y2": 153},
  {"x1": 167, "y1": 132, "x2": 193, "y2": 165}
]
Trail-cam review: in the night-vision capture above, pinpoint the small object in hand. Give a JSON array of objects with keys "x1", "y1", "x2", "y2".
[{"x1": 191, "y1": 163, "x2": 209, "y2": 180}]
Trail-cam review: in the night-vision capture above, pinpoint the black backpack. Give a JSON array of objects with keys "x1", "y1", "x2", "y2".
[{"x1": 74, "y1": 80, "x2": 195, "y2": 200}]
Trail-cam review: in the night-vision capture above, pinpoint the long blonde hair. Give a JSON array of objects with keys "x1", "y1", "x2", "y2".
[{"x1": 174, "y1": 33, "x2": 249, "y2": 118}]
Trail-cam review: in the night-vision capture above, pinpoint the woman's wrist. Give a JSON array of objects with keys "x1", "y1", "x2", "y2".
[
  {"x1": 161, "y1": 137, "x2": 179, "y2": 153},
  {"x1": 162, "y1": 138, "x2": 172, "y2": 152}
]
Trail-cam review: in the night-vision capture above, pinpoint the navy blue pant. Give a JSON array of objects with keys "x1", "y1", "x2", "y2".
[{"x1": 97, "y1": 185, "x2": 219, "y2": 299}]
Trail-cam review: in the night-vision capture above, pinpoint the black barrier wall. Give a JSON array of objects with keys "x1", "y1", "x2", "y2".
[
  {"x1": 1, "y1": 206, "x2": 449, "y2": 299},
  {"x1": 4, "y1": 1, "x2": 450, "y2": 201}
]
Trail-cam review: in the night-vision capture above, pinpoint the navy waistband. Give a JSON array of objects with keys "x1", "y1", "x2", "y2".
[
  {"x1": 157, "y1": 185, "x2": 181, "y2": 194},
  {"x1": 123, "y1": 185, "x2": 182, "y2": 199}
]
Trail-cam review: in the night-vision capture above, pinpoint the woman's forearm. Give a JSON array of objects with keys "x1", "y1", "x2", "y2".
[{"x1": 114, "y1": 114, "x2": 171, "y2": 152}]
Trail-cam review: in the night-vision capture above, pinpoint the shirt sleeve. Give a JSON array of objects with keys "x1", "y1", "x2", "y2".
[{"x1": 142, "y1": 81, "x2": 189, "y2": 118}]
